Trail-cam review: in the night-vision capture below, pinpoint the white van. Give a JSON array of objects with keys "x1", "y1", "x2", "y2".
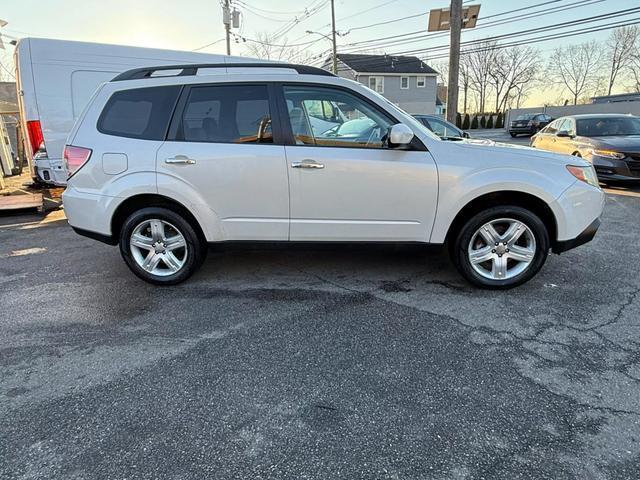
[{"x1": 14, "y1": 38, "x2": 252, "y2": 185}]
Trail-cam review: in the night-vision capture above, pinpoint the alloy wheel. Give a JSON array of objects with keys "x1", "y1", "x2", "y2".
[
  {"x1": 129, "y1": 219, "x2": 188, "y2": 276},
  {"x1": 467, "y1": 218, "x2": 536, "y2": 281}
]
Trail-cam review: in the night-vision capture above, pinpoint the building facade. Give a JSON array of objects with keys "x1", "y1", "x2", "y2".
[{"x1": 324, "y1": 54, "x2": 439, "y2": 115}]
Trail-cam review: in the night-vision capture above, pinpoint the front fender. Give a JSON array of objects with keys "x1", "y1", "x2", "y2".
[{"x1": 430, "y1": 167, "x2": 567, "y2": 244}]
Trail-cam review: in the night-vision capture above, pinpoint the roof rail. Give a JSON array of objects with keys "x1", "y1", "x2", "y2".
[{"x1": 112, "y1": 63, "x2": 335, "y2": 81}]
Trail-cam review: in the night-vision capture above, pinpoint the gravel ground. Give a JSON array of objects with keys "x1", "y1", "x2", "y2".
[{"x1": 1, "y1": 183, "x2": 639, "y2": 479}]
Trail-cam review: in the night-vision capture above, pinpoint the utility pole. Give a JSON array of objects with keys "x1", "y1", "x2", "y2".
[
  {"x1": 446, "y1": 0, "x2": 462, "y2": 124},
  {"x1": 330, "y1": 0, "x2": 338, "y2": 74},
  {"x1": 223, "y1": 0, "x2": 231, "y2": 55}
]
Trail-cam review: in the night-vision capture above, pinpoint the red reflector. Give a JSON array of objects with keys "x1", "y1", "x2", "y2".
[
  {"x1": 26, "y1": 120, "x2": 45, "y2": 154},
  {"x1": 64, "y1": 145, "x2": 92, "y2": 178}
]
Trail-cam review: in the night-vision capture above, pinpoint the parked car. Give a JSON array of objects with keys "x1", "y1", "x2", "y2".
[
  {"x1": 414, "y1": 114, "x2": 469, "y2": 140},
  {"x1": 530, "y1": 114, "x2": 640, "y2": 184},
  {"x1": 62, "y1": 63, "x2": 604, "y2": 289},
  {"x1": 14, "y1": 37, "x2": 251, "y2": 185},
  {"x1": 509, "y1": 113, "x2": 553, "y2": 137}
]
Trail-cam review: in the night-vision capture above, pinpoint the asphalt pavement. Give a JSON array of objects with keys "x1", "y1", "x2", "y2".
[{"x1": 1, "y1": 171, "x2": 640, "y2": 479}]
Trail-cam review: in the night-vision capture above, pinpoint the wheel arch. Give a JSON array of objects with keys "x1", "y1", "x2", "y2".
[
  {"x1": 111, "y1": 194, "x2": 207, "y2": 244},
  {"x1": 444, "y1": 190, "x2": 558, "y2": 250}
]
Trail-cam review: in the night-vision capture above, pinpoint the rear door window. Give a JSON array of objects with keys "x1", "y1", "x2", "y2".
[
  {"x1": 98, "y1": 86, "x2": 181, "y2": 140},
  {"x1": 175, "y1": 84, "x2": 273, "y2": 144}
]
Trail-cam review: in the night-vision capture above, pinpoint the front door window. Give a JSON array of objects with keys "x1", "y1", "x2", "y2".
[{"x1": 283, "y1": 85, "x2": 394, "y2": 148}]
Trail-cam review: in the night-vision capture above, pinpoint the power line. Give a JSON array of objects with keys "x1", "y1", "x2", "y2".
[
  {"x1": 334, "y1": 2, "x2": 635, "y2": 68},
  {"x1": 233, "y1": 0, "x2": 309, "y2": 16},
  {"x1": 192, "y1": 38, "x2": 226, "y2": 51},
  {"x1": 343, "y1": 12, "x2": 427, "y2": 34},
  {"x1": 332, "y1": 14, "x2": 640, "y2": 73},
  {"x1": 271, "y1": 0, "x2": 329, "y2": 40},
  {"x1": 330, "y1": 10, "x2": 640, "y2": 73},
  {"x1": 341, "y1": 0, "x2": 602, "y2": 52}
]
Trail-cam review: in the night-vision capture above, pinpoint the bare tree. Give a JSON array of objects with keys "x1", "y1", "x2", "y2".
[
  {"x1": 605, "y1": 26, "x2": 639, "y2": 95},
  {"x1": 629, "y1": 52, "x2": 640, "y2": 92},
  {"x1": 244, "y1": 32, "x2": 313, "y2": 64},
  {"x1": 547, "y1": 40, "x2": 604, "y2": 105},
  {"x1": 488, "y1": 46, "x2": 540, "y2": 113},
  {"x1": 464, "y1": 40, "x2": 499, "y2": 113}
]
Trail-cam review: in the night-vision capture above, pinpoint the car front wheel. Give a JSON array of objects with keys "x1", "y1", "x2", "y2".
[
  {"x1": 451, "y1": 206, "x2": 550, "y2": 289},
  {"x1": 119, "y1": 207, "x2": 206, "y2": 285}
]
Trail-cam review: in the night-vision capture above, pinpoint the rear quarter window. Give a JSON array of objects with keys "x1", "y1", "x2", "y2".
[{"x1": 98, "y1": 86, "x2": 181, "y2": 140}]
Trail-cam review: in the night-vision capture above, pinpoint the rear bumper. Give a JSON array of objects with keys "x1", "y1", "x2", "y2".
[
  {"x1": 553, "y1": 217, "x2": 600, "y2": 253},
  {"x1": 72, "y1": 227, "x2": 117, "y2": 245},
  {"x1": 62, "y1": 186, "x2": 116, "y2": 237}
]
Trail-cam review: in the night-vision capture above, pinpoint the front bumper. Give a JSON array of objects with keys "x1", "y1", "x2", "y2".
[
  {"x1": 554, "y1": 218, "x2": 600, "y2": 253},
  {"x1": 592, "y1": 157, "x2": 640, "y2": 183},
  {"x1": 549, "y1": 179, "x2": 605, "y2": 253},
  {"x1": 509, "y1": 126, "x2": 536, "y2": 135}
]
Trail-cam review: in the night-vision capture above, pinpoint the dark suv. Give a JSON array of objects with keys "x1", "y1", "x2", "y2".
[{"x1": 509, "y1": 113, "x2": 553, "y2": 137}]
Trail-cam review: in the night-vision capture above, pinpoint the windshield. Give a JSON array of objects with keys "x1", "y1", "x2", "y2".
[
  {"x1": 516, "y1": 114, "x2": 536, "y2": 120},
  {"x1": 576, "y1": 117, "x2": 640, "y2": 137}
]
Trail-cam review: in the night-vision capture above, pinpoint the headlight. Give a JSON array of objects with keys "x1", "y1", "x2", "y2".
[
  {"x1": 566, "y1": 165, "x2": 600, "y2": 188},
  {"x1": 589, "y1": 149, "x2": 625, "y2": 160}
]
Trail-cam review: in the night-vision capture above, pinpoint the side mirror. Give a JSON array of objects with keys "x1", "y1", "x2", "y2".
[
  {"x1": 556, "y1": 130, "x2": 572, "y2": 138},
  {"x1": 462, "y1": 131, "x2": 470, "y2": 138},
  {"x1": 389, "y1": 123, "x2": 414, "y2": 147}
]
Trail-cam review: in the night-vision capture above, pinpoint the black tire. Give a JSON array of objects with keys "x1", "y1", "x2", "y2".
[
  {"x1": 119, "y1": 207, "x2": 207, "y2": 285},
  {"x1": 510, "y1": 132, "x2": 517, "y2": 138},
  {"x1": 450, "y1": 206, "x2": 550, "y2": 289}
]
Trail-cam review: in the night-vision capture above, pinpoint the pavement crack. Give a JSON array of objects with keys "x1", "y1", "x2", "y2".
[{"x1": 586, "y1": 286, "x2": 640, "y2": 332}]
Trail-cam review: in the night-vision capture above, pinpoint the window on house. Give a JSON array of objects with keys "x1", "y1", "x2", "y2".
[
  {"x1": 417, "y1": 76, "x2": 426, "y2": 88},
  {"x1": 368, "y1": 76, "x2": 384, "y2": 94},
  {"x1": 400, "y1": 76, "x2": 409, "y2": 89}
]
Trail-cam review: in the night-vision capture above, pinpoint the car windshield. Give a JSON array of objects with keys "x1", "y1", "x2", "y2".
[
  {"x1": 516, "y1": 114, "x2": 536, "y2": 120},
  {"x1": 576, "y1": 117, "x2": 640, "y2": 137}
]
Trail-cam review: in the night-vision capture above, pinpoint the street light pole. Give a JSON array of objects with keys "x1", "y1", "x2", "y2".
[
  {"x1": 446, "y1": 0, "x2": 462, "y2": 124},
  {"x1": 330, "y1": 0, "x2": 338, "y2": 74}
]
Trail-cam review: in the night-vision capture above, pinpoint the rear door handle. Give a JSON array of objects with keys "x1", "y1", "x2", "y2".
[
  {"x1": 291, "y1": 159, "x2": 324, "y2": 169},
  {"x1": 165, "y1": 155, "x2": 196, "y2": 165}
]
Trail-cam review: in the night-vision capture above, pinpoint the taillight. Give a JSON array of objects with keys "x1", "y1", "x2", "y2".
[
  {"x1": 26, "y1": 120, "x2": 45, "y2": 154},
  {"x1": 64, "y1": 145, "x2": 92, "y2": 178}
]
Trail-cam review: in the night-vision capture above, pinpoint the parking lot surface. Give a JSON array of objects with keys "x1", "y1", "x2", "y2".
[{"x1": 1, "y1": 183, "x2": 640, "y2": 479}]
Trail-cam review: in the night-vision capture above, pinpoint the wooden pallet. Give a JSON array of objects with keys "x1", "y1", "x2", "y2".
[{"x1": 0, "y1": 193, "x2": 44, "y2": 212}]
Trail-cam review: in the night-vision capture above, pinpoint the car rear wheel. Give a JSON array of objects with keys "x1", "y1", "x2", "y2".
[
  {"x1": 451, "y1": 206, "x2": 550, "y2": 289},
  {"x1": 119, "y1": 207, "x2": 206, "y2": 285},
  {"x1": 510, "y1": 132, "x2": 517, "y2": 138}
]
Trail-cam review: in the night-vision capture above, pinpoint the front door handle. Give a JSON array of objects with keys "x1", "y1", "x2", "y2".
[
  {"x1": 166, "y1": 155, "x2": 196, "y2": 165},
  {"x1": 291, "y1": 159, "x2": 324, "y2": 169}
]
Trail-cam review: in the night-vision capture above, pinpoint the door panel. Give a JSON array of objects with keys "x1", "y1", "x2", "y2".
[
  {"x1": 157, "y1": 83, "x2": 289, "y2": 241},
  {"x1": 286, "y1": 146, "x2": 438, "y2": 241},
  {"x1": 280, "y1": 83, "x2": 438, "y2": 242},
  {"x1": 157, "y1": 143, "x2": 289, "y2": 240}
]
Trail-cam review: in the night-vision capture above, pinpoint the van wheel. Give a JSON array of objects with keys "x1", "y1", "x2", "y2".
[
  {"x1": 451, "y1": 206, "x2": 549, "y2": 289},
  {"x1": 510, "y1": 133, "x2": 517, "y2": 138},
  {"x1": 119, "y1": 207, "x2": 206, "y2": 285}
]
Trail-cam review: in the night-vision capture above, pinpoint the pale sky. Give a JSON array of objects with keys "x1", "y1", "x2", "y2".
[{"x1": 1, "y1": 0, "x2": 636, "y2": 106}]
